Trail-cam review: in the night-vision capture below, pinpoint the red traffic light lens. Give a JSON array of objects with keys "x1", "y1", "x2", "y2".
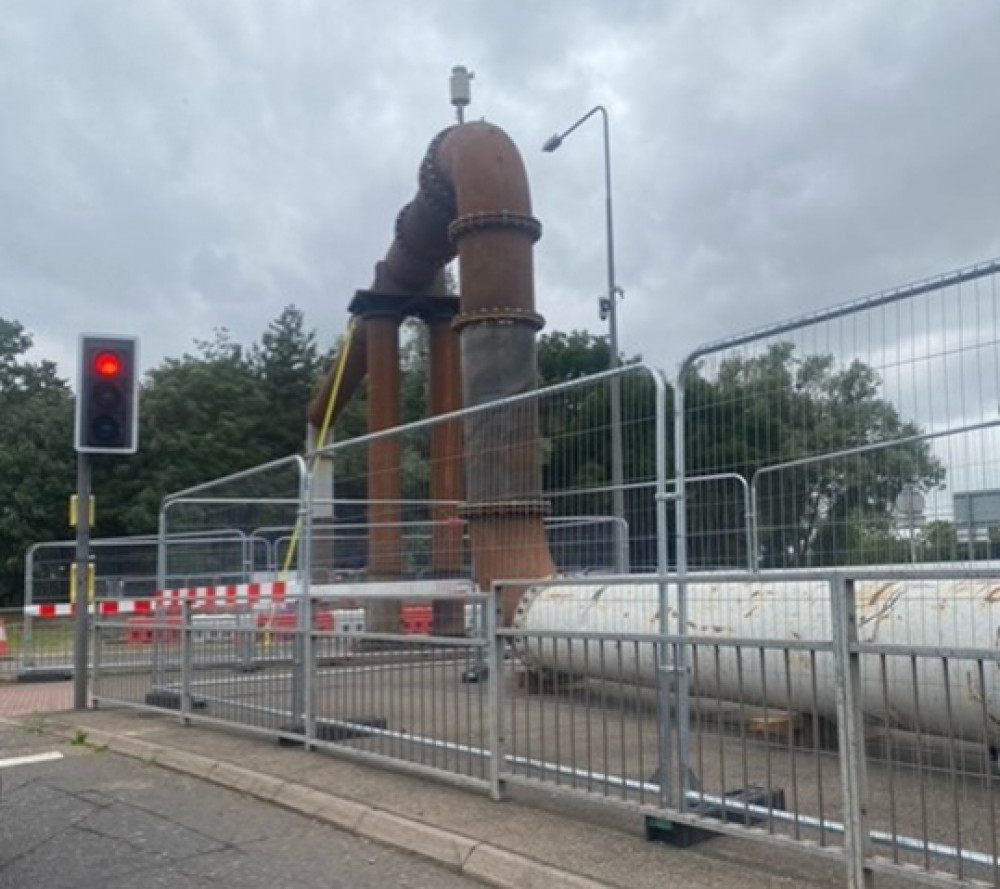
[{"x1": 94, "y1": 351, "x2": 122, "y2": 378}]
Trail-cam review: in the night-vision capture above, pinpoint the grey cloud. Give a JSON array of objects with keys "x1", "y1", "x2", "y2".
[{"x1": 1, "y1": 0, "x2": 998, "y2": 400}]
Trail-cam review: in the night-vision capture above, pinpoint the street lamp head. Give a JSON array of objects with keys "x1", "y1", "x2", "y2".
[{"x1": 542, "y1": 134, "x2": 563, "y2": 152}]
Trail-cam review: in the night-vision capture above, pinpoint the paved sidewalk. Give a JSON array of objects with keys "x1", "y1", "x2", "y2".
[
  {"x1": 0, "y1": 680, "x2": 71, "y2": 716},
  {"x1": 14, "y1": 706, "x2": 866, "y2": 889}
]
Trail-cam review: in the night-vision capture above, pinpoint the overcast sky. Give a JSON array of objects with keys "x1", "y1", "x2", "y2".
[{"x1": 3, "y1": 1, "x2": 999, "y2": 384}]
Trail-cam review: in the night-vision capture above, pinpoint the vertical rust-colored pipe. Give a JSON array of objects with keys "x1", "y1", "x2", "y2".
[
  {"x1": 428, "y1": 315, "x2": 465, "y2": 633},
  {"x1": 308, "y1": 122, "x2": 555, "y2": 625},
  {"x1": 439, "y1": 125, "x2": 556, "y2": 624},
  {"x1": 366, "y1": 314, "x2": 402, "y2": 630}
]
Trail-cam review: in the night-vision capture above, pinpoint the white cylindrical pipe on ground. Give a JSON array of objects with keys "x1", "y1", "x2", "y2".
[{"x1": 512, "y1": 574, "x2": 1000, "y2": 744}]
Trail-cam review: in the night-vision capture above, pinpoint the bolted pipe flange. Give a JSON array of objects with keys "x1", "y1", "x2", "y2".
[
  {"x1": 447, "y1": 211, "x2": 542, "y2": 247},
  {"x1": 452, "y1": 306, "x2": 545, "y2": 333},
  {"x1": 418, "y1": 128, "x2": 459, "y2": 217},
  {"x1": 511, "y1": 583, "x2": 543, "y2": 631},
  {"x1": 458, "y1": 500, "x2": 551, "y2": 520}
]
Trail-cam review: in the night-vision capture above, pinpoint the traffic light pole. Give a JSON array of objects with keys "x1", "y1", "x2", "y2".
[{"x1": 73, "y1": 453, "x2": 91, "y2": 710}]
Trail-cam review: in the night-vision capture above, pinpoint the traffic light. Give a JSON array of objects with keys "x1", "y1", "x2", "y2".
[{"x1": 75, "y1": 334, "x2": 139, "y2": 454}]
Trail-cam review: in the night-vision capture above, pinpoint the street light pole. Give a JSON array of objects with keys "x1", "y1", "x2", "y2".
[{"x1": 544, "y1": 105, "x2": 629, "y2": 572}]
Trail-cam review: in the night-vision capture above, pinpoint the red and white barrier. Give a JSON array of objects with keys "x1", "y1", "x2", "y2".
[
  {"x1": 24, "y1": 580, "x2": 290, "y2": 618},
  {"x1": 24, "y1": 601, "x2": 156, "y2": 618},
  {"x1": 153, "y1": 580, "x2": 288, "y2": 611}
]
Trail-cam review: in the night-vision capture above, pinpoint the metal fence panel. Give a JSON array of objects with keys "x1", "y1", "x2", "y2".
[
  {"x1": 92, "y1": 587, "x2": 495, "y2": 790},
  {"x1": 677, "y1": 257, "x2": 1000, "y2": 886},
  {"x1": 14, "y1": 532, "x2": 254, "y2": 676},
  {"x1": 846, "y1": 575, "x2": 1000, "y2": 886},
  {"x1": 307, "y1": 587, "x2": 492, "y2": 789},
  {"x1": 677, "y1": 258, "x2": 1000, "y2": 573},
  {"x1": 497, "y1": 575, "x2": 847, "y2": 853},
  {"x1": 315, "y1": 364, "x2": 667, "y2": 585},
  {"x1": 92, "y1": 602, "x2": 182, "y2": 713}
]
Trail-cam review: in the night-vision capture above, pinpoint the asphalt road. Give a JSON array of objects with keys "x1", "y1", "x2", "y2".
[{"x1": 0, "y1": 721, "x2": 484, "y2": 889}]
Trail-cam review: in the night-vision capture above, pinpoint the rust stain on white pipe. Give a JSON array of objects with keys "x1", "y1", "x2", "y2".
[{"x1": 514, "y1": 574, "x2": 1000, "y2": 743}]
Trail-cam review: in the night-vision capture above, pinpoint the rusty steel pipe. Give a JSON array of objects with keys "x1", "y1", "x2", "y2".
[
  {"x1": 365, "y1": 315, "x2": 403, "y2": 632},
  {"x1": 308, "y1": 122, "x2": 556, "y2": 622},
  {"x1": 309, "y1": 324, "x2": 367, "y2": 433},
  {"x1": 365, "y1": 315, "x2": 402, "y2": 578}
]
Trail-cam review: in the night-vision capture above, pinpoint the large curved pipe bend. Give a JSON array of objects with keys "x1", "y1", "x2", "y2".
[{"x1": 308, "y1": 122, "x2": 542, "y2": 428}]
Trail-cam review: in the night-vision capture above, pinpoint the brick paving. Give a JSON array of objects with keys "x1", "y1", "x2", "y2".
[{"x1": 0, "y1": 681, "x2": 72, "y2": 716}]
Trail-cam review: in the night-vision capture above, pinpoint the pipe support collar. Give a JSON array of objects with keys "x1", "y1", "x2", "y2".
[
  {"x1": 448, "y1": 211, "x2": 542, "y2": 246},
  {"x1": 453, "y1": 307, "x2": 545, "y2": 332},
  {"x1": 458, "y1": 500, "x2": 551, "y2": 520}
]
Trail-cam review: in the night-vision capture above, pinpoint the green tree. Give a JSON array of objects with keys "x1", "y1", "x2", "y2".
[
  {"x1": 399, "y1": 318, "x2": 429, "y2": 424},
  {"x1": 685, "y1": 343, "x2": 945, "y2": 568},
  {"x1": 0, "y1": 319, "x2": 75, "y2": 604},
  {"x1": 538, "y1": 330, "x2": 613, "y2": 384},
  {"x1": 250, "y1": 305, "x2": 323, "y2": 457},
  {"x1": 920, "y1": 519, "x2": 959, "y2": 562},
  {"x1": 94, "y1": 328, "x2": 272, "y2": 536},
  {"x1": 534, "y1": 330, "x2": 663, "y2": 570}
]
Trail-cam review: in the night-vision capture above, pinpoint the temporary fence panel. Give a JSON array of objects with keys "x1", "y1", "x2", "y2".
[
  {"x1": 92, "y1": 585, "x2": 494, "y2": 790},
  {"x1": 27, "y1": 533, "x2": 252, "y2": 605},
  {"x1": 497, "y1": 577, "x2": 670, "y2": 812},
  {"x1": 675, "y1": 257, "x2": 1000, "y2": 887},
  {"x1": 160, "y1": 458, "x2": 307, "y2": 585},
  {"x1": 16, "y1": 531, "x2": 252, "y2": 675},
  {"x1": 677, "y1": 257, "x2": 1000, "y2": 573},
  {"x1": 317, "y1": 364, "x2": 668, "y2": 588},
  {"x1": 308, "y1": 586, "x2": 493, "y2": 790}
]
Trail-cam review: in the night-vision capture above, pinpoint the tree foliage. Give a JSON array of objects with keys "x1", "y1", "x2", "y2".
[
  {"x1": 0, "y1": 319, "x2": 75, "y2": 603},
  {"x1": 685, "y1": 343, "x2": 945, "y2": 568}
]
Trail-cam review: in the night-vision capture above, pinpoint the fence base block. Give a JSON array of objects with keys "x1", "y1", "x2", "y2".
[
  {"x1": 645, "y1": 815, "x2": 714, "y2": 848},
  {"x1": 461, "y1": 663, "x2": 489, "y2": 684},
  {"x1": 144, "y1": 689, "x2": 207, "y2": 711},
  {"x1": 17, "y1": 668, "x2": 73, "y2": 683},
  {"x1": 278, "y1": 717, "x2": 390, "y2": 747},
  {"x1": 316, "y1": 717, "x2": 388, "y2": 742},
  {"x1": 646, "y1": 787, "x2": 787, "y2": 848}
]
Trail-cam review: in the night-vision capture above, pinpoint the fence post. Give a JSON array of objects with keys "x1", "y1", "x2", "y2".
[
  {"x1": 290, "y1": 459, "x2": 313, "y2": 736},
  {"x1": 671, "y1": 365, "x2": 692, "y2": 810},
  {"x1": 180, "y1": 600, "x2": 192, "y2": 725},
  {"x1": 304, "y1": 595, "x2": 316, "y2": 751},
  {"x1": 22, "y1": 545, "x2": 36, "y2": 668},
  {"x1": 91, "y1": 603, "x2": 102, "y2": 706},
  {"x1": 830, "y1": 575, "x2": 874, "y2": 889},
  {"x1": 241, "y1": 529, "x2": 254, "y2": 582},
  {"x1": 152, "y1": 505, "x2": 169, "y2": 690},
  {"x1": 487, "y1": 584, "x2": 506, "y2": 801},
  {"x1": 749, "y1": 480, "x2": 761, "y2": 572}
]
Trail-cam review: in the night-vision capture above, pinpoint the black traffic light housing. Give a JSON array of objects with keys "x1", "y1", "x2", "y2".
[{"x1": 75, "y1": 334, "x2": 139, "y2": 454}]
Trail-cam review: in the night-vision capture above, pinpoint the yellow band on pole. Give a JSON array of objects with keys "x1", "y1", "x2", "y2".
[{"x1": 68, "y1": 562, "x2": 96, "y2": 604}]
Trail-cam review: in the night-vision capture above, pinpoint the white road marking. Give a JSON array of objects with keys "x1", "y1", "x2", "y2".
[{"x1": 0, "y1": 751, "x2": 65, "y2": 769}]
